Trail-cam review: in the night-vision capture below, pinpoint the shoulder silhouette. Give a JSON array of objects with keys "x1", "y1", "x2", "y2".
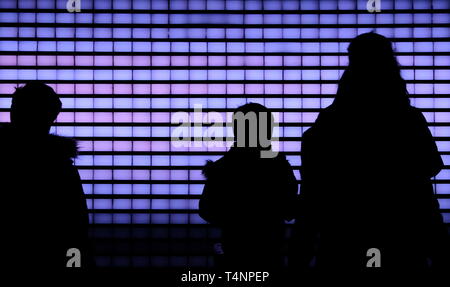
[
  {"x1": 291, "y1": 32, "x2": 449, "y2": 271},
  {"x1": 199, "y1": 103, "x2": 298, "y2": 269},
  {"x1": 0, "y1": 82, "x2": 92, "y2": 271}
]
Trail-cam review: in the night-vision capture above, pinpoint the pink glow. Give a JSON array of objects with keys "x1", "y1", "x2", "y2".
[
  {"x1": 75, "y1": 84, "x2": 94, "y2": 94},
  {"x1": 75, "y1": 56, "x2": 94, "y2": 66},
  {"x1": 190, "y1": 84, "x2": 207, "y2": 94},
  {"x1": 133, "y1": 84, "x2": 151, "y2": 94},
  {"x1": 114, "y1": 56, "x2": 133, "y2": 66},
  {"x1": 284, "y1": 56, "x2": 301, "y2": 66},
  {"x1": 75, "y1": 112, "x2": 93, "y2": 122},
  {"x1": 56, "y1": 84, "x2": 74, "y2": 94},
  {"x1": 114, "y1": 112, "x2": 133, "y2": 122},
  {"x1": 57, "y1": 56, "x2": 75, "y2": 66},
  {"x1": 94, "y1": 141, "x2": 113, "y2": 151},
  {"x1": 113, "y1": 84, "x2": 132, "y2": 94},
  {"x1": 151, "y1": 141, "x2": 169, "y2": 151},
  {"x1": 17, "y1": 56, "x2": 36, "y2": 66},
  {"x1": 265, "y1": 56, "x2": 283, "y2": 66},
  {"x1": 113, "y1": 141, "x2": 133, "y2": 151},
  {"x1": 151, "y1": 56, "x2": 170, "y2": 66},
  {"x1": 171, "y1": 56, "x2": 189, "y2": 66},
  {"x1": 94, "y1": 84, "x2": 113, "y2": 94},
  {"x1": 37, "y1": 56, "x2": 56, "y2": 66},
  {"x1": 321, "y1": 84, "x2": 338, "y2": 94},
  {"x1": 151, "y1": 84, "x2": 170, "y2": 94},
  {"x1": 208, "y1": 56, "x2": 226, "y2": 66},
  {"x1": 284, "y1": 84, "x2": 301, "y2": 94},
  {"x1": 265, "y1": 84, "x2": 283, "y2": 94},
  {"x1": 94, "y1": 113, "x2": 113, "y2": 122},
  {"x1": 302, "y1": 112, "x2": 320, "y2": 123},
  {"x1": 0, "y1": 83, "x2": 332, "y2": 95},
  {"x1": 0, "y1": 56, "x2": 16, "y2": 65},
  {"x1": 133, "y1": 141, "x2": 151, "y2": 151},
  {"x1": 302, "y1": 56, "x2": 320, "y2": 66},
  {"x1": 208, "y1": 84, "x2": 226, "y2": 94},
  {"x1": 151, "y1": 112, "x2": 170, "y2": 122},
  {"x1": 77, "y1": 141, "x2": 93, "y2": 151},
  {"x1": 245, "y1": 84, "x2": 264, "y2": 94},
  {"x1": 133, "y1": 112, "x2": 151, "y2": 122},
  {"x1": 0, "y1": 112, "x2": 9, "y2": 122},
  {"x1": 302, "y1": 84, "x2": 320, "y2": 94},
  {"x1": 0, "y1": 84, "x2": 18, "y2": 94},
  {"x1": 57, "y1": 112, "x2": 75, "y2": 122},
  {"x1": 94, "y1": 56, "x2": 113, "y2": 66},
  {"x1": 227, "y1": 56, "x2": 244, "y2": 66},
  {"x1": 245, "y1": 56, "x2": 264, "y2": 66},
  {"x1": 227, "y1": 84, "x2": 244, "y2": 94},
  {"x1": 133, "y1": 56, "x2": 151, "y2": 66},
  {"x1": 190, "y1": 56, "x2": 207, "y2": 66},
  {"x1": 171, "y1": 84, "x2": 189, "y2": 94}
]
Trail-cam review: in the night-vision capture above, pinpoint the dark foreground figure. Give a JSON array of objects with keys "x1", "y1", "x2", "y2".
[
  {"x1": 291, "y1": 32, "x2": 449, "y2": 272},
  {"x1": 199, "y1": 103, "x2": 298, "y2": 269},
  {"x1": 0, "y1": 82, "x2": 91, "y2": 270}
]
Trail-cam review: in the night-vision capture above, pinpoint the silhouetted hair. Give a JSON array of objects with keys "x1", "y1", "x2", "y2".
[
  {"x1": 12, "y1": 82, "x2": 62, "y2": 124},
  {"x1": 232, "y1": 103, "x2": 274, "y2": 148},
  {"x1": 334, "y1": 32, "x2": 410, "y2": 109}
]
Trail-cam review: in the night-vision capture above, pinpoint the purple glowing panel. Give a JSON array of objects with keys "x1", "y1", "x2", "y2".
[{"x1": 0, "y1": 0, "x2": 449, "y2": 267}]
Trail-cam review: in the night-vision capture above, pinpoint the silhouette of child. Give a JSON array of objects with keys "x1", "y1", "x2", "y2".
[{"x1": 199, "y1": 103, "x2": 298, "y2": 269}]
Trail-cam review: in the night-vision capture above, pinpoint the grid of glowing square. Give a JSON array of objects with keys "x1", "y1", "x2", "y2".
[{"x1": 0, "y1": 0, "x2": 448, "y2": 226}]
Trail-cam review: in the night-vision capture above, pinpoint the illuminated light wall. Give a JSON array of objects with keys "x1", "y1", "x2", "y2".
[{"x1": 0, "y1": 0, "x2": 449, "y2": 267}]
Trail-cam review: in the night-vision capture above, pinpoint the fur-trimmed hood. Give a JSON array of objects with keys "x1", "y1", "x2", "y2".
[
  {"x1": 201, "y1": 147, "x2": 289, "y2": 180},
  {"x1": 0, "y1": 123, "x2": 78, "y2": 159},
  {"x1": 45, "y1": 133, "x2": 79, "y2": 159}
]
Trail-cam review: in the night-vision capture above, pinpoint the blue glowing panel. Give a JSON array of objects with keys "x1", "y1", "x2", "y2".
[{"x1": 0, "y1": 0, "x2": 449, "y2": 267}]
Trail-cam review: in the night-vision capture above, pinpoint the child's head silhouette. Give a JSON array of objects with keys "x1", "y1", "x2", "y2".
[
  {"x1": 11, "y1": 82, "x2": 62, "y2": 134},
  {"x1": 232, "y1": 103, "x2": 274, "y2": 150}
]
